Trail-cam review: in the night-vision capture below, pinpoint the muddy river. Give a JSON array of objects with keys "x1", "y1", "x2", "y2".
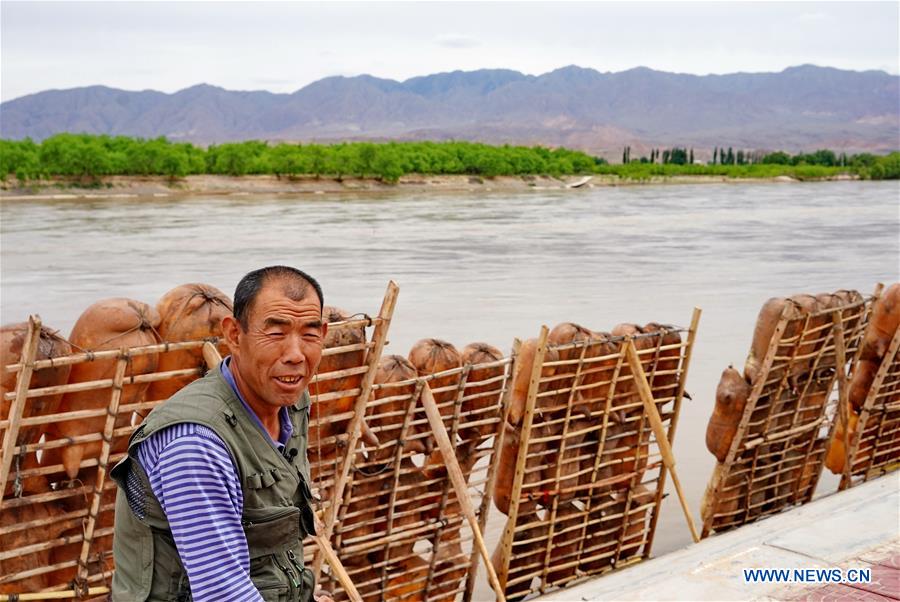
[{"x1": 1, "y1": 180, "x2": 897, "y2": 595}]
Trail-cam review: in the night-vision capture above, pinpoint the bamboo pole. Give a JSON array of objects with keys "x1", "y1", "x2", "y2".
[
  {"x1": 625, "y1": 339, "x2": 699, "y2": 543},
  {"x1": 424, "y1": 364, "x2": 470, "y2": 596},
  {"x1": 377, "y1": 380, "x2": 422, "y2": 595},
  {"x1": 336, "y1": 517, "x2": 442, "y2": 556},
  {"x1": 613, "y1": 343, "x2": 658, "y2": 568},
  {"x1": 844, "y1": 325, "x2": 900, "y2": 489},
  {"x1": 0, "y1": 315, "x2": 41, "y2": 506},
  {"x1": 320, "y1": 341, "x2": 374, "y2": 357},
  {"x1": 702, "y1": 308, "x2": 791, "y2": 538},
  {"x1": 539, "y1": 340, "x2": 588, "y2": 591},
  {"x1": 3, "y1": 400, "x2": 158, "y2": 434},
  {"x1": 646, "y1": 309, "x2": 700, "y2": 555},
  {"x1": 574, "y1": 338, "x2": 627, "y2": 566},
  {"x1": 420, "y1": 384, "x2": 506, "y2": 602},
  {"x1": 0, "y1": 587, "x2": 110, "y2": 601},
  {"x1": 497, "y1": 326, "x2": 549, "y2": 592},
  {"x1": 4, "y1": 339, "x2": 208, "y2": 374},
  {"x1": 312, "y1": 515, "x2": 362, "y2": 602},
  {"x1": 76, "y1": 351, "x2": 128, "y2": 590},
  {"x1": 310, "y1": 365, "x2": 371, "y2": 384},
  {"x1": 315, "y1": 281, "x2": 399, "y2": 582},
  {"x1": 781, "y1": 310, "x2": 841, "y2": 505},
  {"x1": 839, "y1": 283, "x2": 885, "y2": 489},
  {"x1": 0, "y1": 502, "x2": 115, "y2": 536},
  {"x1": 14, "y1": 423, "x2": 138, "y2": 456},
  {"x1": 463, "y1": 350, "x2": 517, "y2": 602},
  {"x1": 0, "y1": 480, "x2": 116, "y2": 512},
  {"x1": 202, "y1": 341, "x2": 221, "y2": 370},
  {"x1": 1, "y1": 366, "x2": 203, "y2": 404},
  {"x1": 742, "y1": 418, "x2": 827, "y2": 449}
]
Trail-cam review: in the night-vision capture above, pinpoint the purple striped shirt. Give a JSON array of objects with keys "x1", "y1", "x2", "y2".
[{"x1": 136, "y1": 358, "x2": 294, "y2": 601}]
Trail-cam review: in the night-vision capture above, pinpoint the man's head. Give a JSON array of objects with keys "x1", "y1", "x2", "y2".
[{"x1": 222, "y1": 266, "x2": 327, "y2": 412}]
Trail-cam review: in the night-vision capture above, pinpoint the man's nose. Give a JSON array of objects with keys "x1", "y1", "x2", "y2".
[{"x1": 282, "y1": 334, "x2": 307, "y2": 364}]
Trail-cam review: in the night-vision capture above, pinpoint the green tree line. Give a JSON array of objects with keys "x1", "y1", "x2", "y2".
[
  {"x1": 0, "y1": 135, "x2": 601, "y2": 183},
  {"x1": 2, "y1": 134, "x2": 897, "y2": 184},
  {"x1": 620, "y1": 145, "x2": 899, "y2": 179}
]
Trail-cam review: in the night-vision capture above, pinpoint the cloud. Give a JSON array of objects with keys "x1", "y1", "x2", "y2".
[{"x1": 435, "y1": 34, "x2": 481, "y2": 49}]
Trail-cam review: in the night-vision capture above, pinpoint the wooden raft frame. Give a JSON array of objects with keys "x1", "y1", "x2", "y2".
[
  {"x1": 307, "y1": 282, "x2": 399, "y2": 575},
  {"x1": 700, "y1": 291, "x2": 873, "y2": 538},
  {"x1": 494, "y1": 310, "x2": 701, "y2": 600},
  {"x1": 317, "y1": 353, "x2": 515, "y2": 602},
  {"x1": 0, "y1": 283, "x2": 399, "y2": 600},
  {"x1": 1, "y1": 326, "x2": 211, "y2": 597},
  {"x1": 839, "y1": 292, "x2": 900, "y2": 489}
]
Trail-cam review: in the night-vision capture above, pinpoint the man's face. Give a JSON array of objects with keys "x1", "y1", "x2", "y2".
[{"x1": 223, "y1": 279, "x2": 327, "y2": 411}]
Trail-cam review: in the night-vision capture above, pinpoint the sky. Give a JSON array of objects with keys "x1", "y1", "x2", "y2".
[{"x1": 1, "y1": 1, "x2": 898, "y2": 102}]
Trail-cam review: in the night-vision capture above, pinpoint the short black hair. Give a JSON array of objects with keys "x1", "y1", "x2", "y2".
[{"x1": 233, "y1": 266, "x2": 324, "y2": 330}]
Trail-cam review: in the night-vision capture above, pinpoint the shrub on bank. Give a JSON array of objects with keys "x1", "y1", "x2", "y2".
[
  {"x1": 0, "y1": 136, "x2": 602, "y2": 183},
  {"x1": 1, "y1": 135, "x2": 897, "y2": 183}
]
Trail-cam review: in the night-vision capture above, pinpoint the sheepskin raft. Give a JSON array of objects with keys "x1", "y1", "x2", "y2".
[
  {"x1": 825, "y1": 282, "x2": 900, "y2": 488},
  {"x1": 0, "y1": 283, "x2": 401, "y2": 599},
  {"x1": 700, "y1": 289, "x2": 873, "y2": 538},
  {"x1": 491, "y1": 313, "x2": 698, "y2": 600},
  {"x1": 316, "y1": 344, "x2": 514, "y2": 602},
  {"x1": 0, "y1": 320, "x2": 200, "y2": 594}
]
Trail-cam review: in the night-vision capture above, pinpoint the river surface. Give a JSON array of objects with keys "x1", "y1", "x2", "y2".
[{"x1": 1, "y1": 181, "x2": 898, "y2": 591}]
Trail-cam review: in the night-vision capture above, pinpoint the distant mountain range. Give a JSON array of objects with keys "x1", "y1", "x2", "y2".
[{"x1": 2, "y1": 65, "x2": 898, "y2": 157}]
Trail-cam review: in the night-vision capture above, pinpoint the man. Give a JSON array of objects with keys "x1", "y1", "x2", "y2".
[{"x1": 111, "y1": 266, "x2": 328, "y2": 601}]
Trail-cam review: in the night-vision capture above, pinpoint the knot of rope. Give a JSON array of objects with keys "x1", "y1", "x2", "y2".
[{"x1": 348, "y1": 312, "x2": 373, "y2": 327}]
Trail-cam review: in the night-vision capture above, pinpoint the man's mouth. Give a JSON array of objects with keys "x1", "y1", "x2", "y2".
[{"x1": 274, "y1": 375, "x2": 303, "y2": 385}]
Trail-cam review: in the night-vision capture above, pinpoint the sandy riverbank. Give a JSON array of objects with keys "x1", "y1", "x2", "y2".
[{"x1": 0, "y1": 173, "x2": 857, "y2": 200}]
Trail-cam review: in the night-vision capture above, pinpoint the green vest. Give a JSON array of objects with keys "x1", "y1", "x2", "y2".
[{"x1": 110, "y1": 366, "x2": 316, "y2": 602}]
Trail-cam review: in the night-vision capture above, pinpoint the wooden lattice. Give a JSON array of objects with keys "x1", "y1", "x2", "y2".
[
  {"x1": 0, "y1": 283, "x2": 399, "y2": 601},
  {"x1": 493, "y1": 311, "x2": 700, "y2": 600},
  {"x1": 839, "y1": 305, "x2": 900, "y2": 488},
  {"x1": 318, "y1": 354, "x2": 514, "y2": 602},
  {"x1": 701, "y1": 292, "x2": 873, "y2": 537},
  {"x1": 0, "y1": 328, "x2": 210, "y2": 598},
  {"x1": 305, "y1": 283, "x2": 398, "y2": 537}
]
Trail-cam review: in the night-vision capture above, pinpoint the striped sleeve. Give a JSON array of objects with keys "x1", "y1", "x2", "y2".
[{"x1": 137, "y1": 423, "x2": 263, "y2": 602}]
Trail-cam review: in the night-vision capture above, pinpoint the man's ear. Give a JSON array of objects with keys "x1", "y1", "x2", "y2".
[
  {"x1": 320, "y1": 321, "x2": 328, "y2": 341},
  {"x1": 221, "y1": 315, "x2": 241, "y2": 354}
]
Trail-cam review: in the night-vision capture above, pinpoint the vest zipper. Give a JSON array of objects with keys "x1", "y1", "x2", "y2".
[
  {"x1": 287, "y1": 549, "x2": 305, "y2": 576},
  {"x1": 273, "y1": 553, "x2": 300, "y2": 591}
]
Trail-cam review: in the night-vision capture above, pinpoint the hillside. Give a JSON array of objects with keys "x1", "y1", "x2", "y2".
[{"x1": 2, "y1": 65, "x2": 898, "y2": 157}]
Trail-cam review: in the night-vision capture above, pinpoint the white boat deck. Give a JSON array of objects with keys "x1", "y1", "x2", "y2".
[{"x1": 538, "y1": 474, "x2": 900, "y2": 601}]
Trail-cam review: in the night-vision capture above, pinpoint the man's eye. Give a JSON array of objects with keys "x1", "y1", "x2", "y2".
[{"x1": 266, "y1": 331, "x2": 286, "y2": 338}]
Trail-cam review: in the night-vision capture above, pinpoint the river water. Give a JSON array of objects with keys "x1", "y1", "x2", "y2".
[{"x1": 1, "y1": 181, "x2": 898, "y2": 582}]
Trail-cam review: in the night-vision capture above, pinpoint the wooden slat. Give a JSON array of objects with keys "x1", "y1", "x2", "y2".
[
  {"x1": 646, "y1": 309, "x2": 700, "y2": 555},
  {"x1": 75, "y1": 352, "x2": 128, "y2": 589},
  {"x1": 626, "y1": 340, "x2": 699, "y2": 543},
  {"x1": 420, "y1": 384, "x2": 506, "y2": 602},
  {"x1": 497, "y1": 325, "x2": 549, "y2": 590},
  {"x1": 313, "y1": 280, "x2": 399, "y2": 582},
  {"x1": 0, "y1": 315, "x2": 42, "y2": 507}
]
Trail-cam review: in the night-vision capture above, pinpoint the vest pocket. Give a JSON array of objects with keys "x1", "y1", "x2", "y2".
[
  {"x1": 258, "y1": 583, "x2": 290, "y2": 602},
  {"x1": 243, "y1": 506, "x2": 301, "y2": 556}
]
